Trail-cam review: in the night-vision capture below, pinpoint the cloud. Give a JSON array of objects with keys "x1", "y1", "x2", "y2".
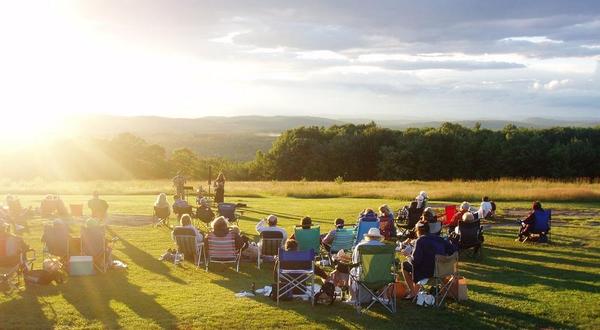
[{"x1": 500, "y1": 36, "x2": 564, "y2": 44}]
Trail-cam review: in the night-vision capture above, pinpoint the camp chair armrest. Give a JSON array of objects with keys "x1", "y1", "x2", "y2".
[{"x1": 25, "y1": 249, "x2": 36, "y2": 262}]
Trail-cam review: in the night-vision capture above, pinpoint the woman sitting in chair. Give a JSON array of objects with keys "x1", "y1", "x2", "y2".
[
  {"x1": 272, "y1": 239, "x2": 329, "y2": 282},
  {"x1": 172, "y1": 214, "x2": 203, "y2": 247},
  {"x1": 208, "y1": 216, "x2": 246, "y2": 251},
  {"x1": 516, "y1": 201, "x2": 544, "y2": 242},
  {"x1": 289, "y1": 216, "x2": 313, "y2": 240},
  {"x1": 447, "y1": 202, "x2": 470, "y2": 234},
  {"x1": 378, "y1": 204, "x2": 396, "y2": 240},
  {"x1": 401, "y1": 220, "x2": 457, "y2": 299}
]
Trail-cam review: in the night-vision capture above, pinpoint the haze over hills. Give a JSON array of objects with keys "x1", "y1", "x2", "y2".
[{"x1": 66, "y1": 115, "x2": 600, "y2": 161}]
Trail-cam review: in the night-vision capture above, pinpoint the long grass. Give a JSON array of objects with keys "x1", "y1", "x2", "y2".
[{"x1": 2, "y1": 178, "x2": 600, "y2": 202}]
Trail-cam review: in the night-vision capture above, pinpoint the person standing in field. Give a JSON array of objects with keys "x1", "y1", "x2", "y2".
[
  {"x1": 214, "y1": 172, "x2": 226, "y2": 204},
  {"x1": 88, "y1": 191, "x2": 109, "y2": 221},
  {"x1": 172, "y1": 171, "x2": 187, "y2": 199}
]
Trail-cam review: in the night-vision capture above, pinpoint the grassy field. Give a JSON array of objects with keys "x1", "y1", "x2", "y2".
[
  {"x1": 2, "y1": 179, "x2": 600, "y2": 202},
  {"x1": 1, "y1": 194, "x2": 599, "y2": 329}
]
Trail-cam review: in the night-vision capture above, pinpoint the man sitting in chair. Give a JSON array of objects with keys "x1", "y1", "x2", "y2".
[
  {"x1": 348, "y1": 227, "x2": 386, "y2": 303},
  {"x1": 88, "y1": 191, "x2": 109, "y2": 221},
  {"x1": 172, "y1": 214, "x2": 203, "y2": 248},
  {"x1": 401, "y1": 220, "x2": 457, "y2": 299},
  {"x1": 256, "y1": 214, "x2": 288, "y2": 243}
]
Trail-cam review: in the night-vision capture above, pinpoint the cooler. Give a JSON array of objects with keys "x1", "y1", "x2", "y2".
[{"x1": 69, "y1": 256, "x2": 94, "y2": 276}]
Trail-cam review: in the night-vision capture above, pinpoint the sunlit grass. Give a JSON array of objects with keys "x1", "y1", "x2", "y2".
[{"x1": 0, "y1": 195, "x2": 599, "y2": 329}]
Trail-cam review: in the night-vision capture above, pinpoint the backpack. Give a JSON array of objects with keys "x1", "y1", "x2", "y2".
[
  {"x1": 314, "y1": 282, "x2": 336, "y2": 305},
  {"x1": 24, "y1": 269, "x2": 64, "y2": 285}
]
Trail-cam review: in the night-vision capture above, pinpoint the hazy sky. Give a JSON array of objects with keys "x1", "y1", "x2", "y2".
[{"x1": 1, "y1": 0, "x2": 600, "y2": 121}]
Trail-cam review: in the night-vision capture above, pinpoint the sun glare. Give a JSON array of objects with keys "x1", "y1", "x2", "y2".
[{"x1": 0, "y1": 112, "x2": 67, "y2": 148}]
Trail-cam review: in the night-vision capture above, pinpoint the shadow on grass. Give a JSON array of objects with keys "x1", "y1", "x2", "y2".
[
  {"x1": 60, "y1": 271, "x2": 177, "y2": 327},
  {"x1": 0, "y1": 292, "x2": 57, "y2": 328},
  {"x1": 107, "y1": 228, "x2": 185, "y2": 284},
  {"x1": 242, "y1": 207, "x2": 329, "y2": 222}
]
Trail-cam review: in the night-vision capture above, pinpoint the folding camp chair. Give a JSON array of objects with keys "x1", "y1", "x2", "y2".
[
  {"x1": 205, "y1": 232, "x2": 241, "y2": 272},
  {"x1": 42, "y1": 223, "x2": 70, "y2": 263},
  {"x1": 442, "y1": 205, "x2": 457, "y2": 226},
  {"x1": 276, "y1": 248, "x2": 315, "y2": 305},
  {"x1": 173, "y1": 229, "x2": 205, "y2": 268},
  {"x1": 154, "y1": 206, "x2": 171, "y2": 228},
  {"x1": 195, "y1": 205, "x2": 215, "y2": 229},
  {"x1": 430, "y1": 252, "x2": 459, "y2": 307},
  {"x1": 396, "y1": 201, "x2": 424, "y2": 240},
  {"x1": 354, "y1": 221, "x2": 380, "y2": 246},
  {"x1": 350, "y1": 244, "x2": 397, "y2": 314},
  {"x1": 217, "y1": 203, "x2": 242, "y2": 225},
  {"x1": 257, "y1": 231, "x2": 283, "y2": 269},
  {"x1": 523, "y1": 209, "x2": 551, "y2": 244},
  {"x1": 330, "y1": 228, "x2": 355, "y2": 254},
  {"x1": 293, "y1": 226, "x2": 321, "y2": 255},
  {"x1": 0, "y1": 234, "x2": 35, "y2": 292},
  {"x1": 81, "y1": 226, "x2": 109, "y2": 273},
  {"x1": 456, "y1": 220, "x2": 484, "y2": 258}
]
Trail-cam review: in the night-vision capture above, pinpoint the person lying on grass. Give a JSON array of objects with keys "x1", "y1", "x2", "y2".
[
  {"x1": 321, "y1": 218, "x2": 345, "y2": 252},
  {"x1": 401, "y1": 220, "x2": 457, "y2": 299},
  {"x1": 256, "y1": 214, "x2": 288, "y2": 243},
  {"x1": 171, "y1": 214, "x2": 203, "y2": 248}
]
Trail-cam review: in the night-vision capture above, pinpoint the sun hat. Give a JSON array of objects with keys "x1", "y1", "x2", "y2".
[{"x1": 365, "y1": 227, "x2": 383, "y2": 239}]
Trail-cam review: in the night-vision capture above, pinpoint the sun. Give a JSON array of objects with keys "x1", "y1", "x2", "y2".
[{"x1": 0, "y1": 111, "x2": 69, "y2": 149}]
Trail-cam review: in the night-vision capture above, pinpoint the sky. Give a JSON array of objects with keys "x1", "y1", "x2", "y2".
[{"x1": 1, "y1": 0, "x2": 600, "y2": 123}]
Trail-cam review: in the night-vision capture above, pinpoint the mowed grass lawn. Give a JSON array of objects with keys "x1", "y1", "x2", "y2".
[{"x1": 1, "y1": 195, "x2": 599, "y2": 329}]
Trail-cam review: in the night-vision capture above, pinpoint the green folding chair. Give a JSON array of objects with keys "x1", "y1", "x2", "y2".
[
  {"x1": 293, "y1": 226, "x2": 320, "y2": 254},
  {"x1": 328, "y1": 228, "x2": 355, "y2": 264},
  {"x1": 351, "y1": 244, "x2": 397, "y2": 314}
]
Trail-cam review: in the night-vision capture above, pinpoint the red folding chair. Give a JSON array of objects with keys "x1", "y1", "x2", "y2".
[{"x1": 442, "y1": 205, "x2": 457, "y2": 226}]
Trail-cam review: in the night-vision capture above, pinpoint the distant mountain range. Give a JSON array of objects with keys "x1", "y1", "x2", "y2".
[{"x1": 66, "y1": 115, "x2": 600, "y2": 160}]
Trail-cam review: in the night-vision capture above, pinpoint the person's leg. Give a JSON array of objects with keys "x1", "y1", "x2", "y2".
[
  {"x1": 314, "y1": 265, "x2": 329, "y2": 280},
  {"x1": 401, "y1": 261, "x2": 416, "y2": 297}
]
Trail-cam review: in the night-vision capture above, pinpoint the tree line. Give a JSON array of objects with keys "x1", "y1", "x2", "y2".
[{"x1": 1, "y1": 123, "x2": 598, "y2": 181}]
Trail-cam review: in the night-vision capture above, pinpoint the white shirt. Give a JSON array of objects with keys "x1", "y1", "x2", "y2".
[
  {"x1": 478, "y1": 201, "x2": 493, "y2": 218},
  {"x1": 255, "y1": 219, "x2": 288, "y2": 242}
]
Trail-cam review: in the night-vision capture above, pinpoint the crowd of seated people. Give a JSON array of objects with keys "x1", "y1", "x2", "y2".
[{"x1": 2, "y1": 185, "x2": 550, "y2": 309}]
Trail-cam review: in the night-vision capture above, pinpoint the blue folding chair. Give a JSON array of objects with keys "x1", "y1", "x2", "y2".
[
  {"x1": 217, "y1": 203, "x2": 241, "y2": 225},
  {"x1": 354, "y1": 221, "x2": 380, "y2": 246},
  {"x1": 526, "y1": 209, "x2": 551, "y2": 243},
  {"x1": 276, "y1": 248, "x2": 315, "y2": 305}
]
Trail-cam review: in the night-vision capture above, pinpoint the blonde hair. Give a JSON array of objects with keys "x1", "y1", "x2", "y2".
[
  {"x1": 154, "y1": 193, "x2": 169, "y2": 208},
  {"x1": 379, "y1": 204, "x2": 392, "y2": 214}
]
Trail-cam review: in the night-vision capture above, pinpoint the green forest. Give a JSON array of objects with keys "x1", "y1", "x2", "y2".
[{"x1": 2, "y1": 123, "x2": 599, "y2": 181}]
